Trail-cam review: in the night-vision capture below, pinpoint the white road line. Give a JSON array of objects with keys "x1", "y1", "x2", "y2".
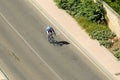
[
  {"x1": 0, "y1": 70, "x2": 7, "y2": 80},
  {"x1": 0, "y1": 12, "x2": 63, "y2": 80}
]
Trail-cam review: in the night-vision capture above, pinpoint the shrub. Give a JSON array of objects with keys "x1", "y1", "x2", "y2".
[
  {"x1": 113, "y1": 48, "x2": 119, "y2": 52},
  {"x1": 90, "y1": 29, "x2": 116, "y2": 40},
  {"x1": 75, "y1": 0, "x2": 106, "y2": 24},
  {"x1": 89, "y1": 29, "x2": 116, "y2": 48},
  {"x1": 114, "y1": 52, "x2": 120, "y2": 60},
  {"x1": 100, "y1": 40, "x2": 113, "y2": 48},
  {"x1": 55, "y1": 0, "x2": 106, "y2": 24}
]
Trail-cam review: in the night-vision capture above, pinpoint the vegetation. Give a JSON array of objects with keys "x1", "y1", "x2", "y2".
[
  {"x1": 109, "y1": 41, "x2": 120, "y2": 60},
  {"x1": 54, "y1": 0, "x2": 119, "y2": 60},
  {"x1": 75, "y1": 16, "x2": 116, "y2": 48},
  {"x1": 103, "y1": 0, "x2": 120, "y2": 15},
  {"x1": 103, "y1": 0, "x2": 120, "y2": 60},
  {"x1": 114, "y1": 52, "x2": 120, "y2": 60},
  {"x1": 90, "y1": 29, "x2": 115, "y2": 48},
  {"x1": 55, "y1": 0, "x2": 106, "y2": 24}
]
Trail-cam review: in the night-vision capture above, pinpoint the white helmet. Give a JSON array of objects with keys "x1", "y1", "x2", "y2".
[{"x1": 46, "y1": 26, "x2": 51, "y2": 30}]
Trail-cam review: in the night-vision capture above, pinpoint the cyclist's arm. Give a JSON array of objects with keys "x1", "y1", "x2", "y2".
[{"x1": 51, "y1": 28, "x2": 56, "y2": 35}]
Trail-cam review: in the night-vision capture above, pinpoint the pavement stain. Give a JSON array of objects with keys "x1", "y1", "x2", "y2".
[
  {"x1": 7, "y1": 49, "x2": 20, "y2": 61},
  {"x1": 0, "y1": 41, "x2": 20, "y2": 62}
]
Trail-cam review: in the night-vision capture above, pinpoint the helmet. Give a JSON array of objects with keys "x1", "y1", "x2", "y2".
[{"x1": 46, "y1": 26, "x2": 51, "y2": 30}]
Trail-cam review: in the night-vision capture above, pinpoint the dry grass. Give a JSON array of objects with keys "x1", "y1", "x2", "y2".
[{"x1": 109, "y1": 37, "x2": 120, "y2": 53}]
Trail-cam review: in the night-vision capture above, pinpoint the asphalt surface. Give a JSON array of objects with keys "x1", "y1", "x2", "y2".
[{"x1": 0, "y1": 0, "x2": 110, "y2": 80}]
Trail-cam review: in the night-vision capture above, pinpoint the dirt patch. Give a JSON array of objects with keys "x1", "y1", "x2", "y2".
[
  {"x1": 108, "y1": 37, "x2": 120, "y2": 60},
  {"x1": 109, "y1": 39, "x2": 120, "y2": 54}
]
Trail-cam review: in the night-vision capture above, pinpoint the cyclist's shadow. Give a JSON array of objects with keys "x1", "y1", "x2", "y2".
[{"x1": 55, "y1": 40, "x2": 70, "y2": 46}]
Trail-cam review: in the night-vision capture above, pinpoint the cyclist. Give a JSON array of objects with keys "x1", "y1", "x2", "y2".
[{"x1": 46, "y1": 26, "x2": 56, "y2": 44}]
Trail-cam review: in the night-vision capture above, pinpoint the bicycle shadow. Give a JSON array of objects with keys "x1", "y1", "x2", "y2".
[{"x1": 55, "y1": 41, "x2": 70, "y2": 46}]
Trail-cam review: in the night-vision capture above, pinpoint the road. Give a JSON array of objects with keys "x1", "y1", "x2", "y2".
[{"x1": 0, "y1": 0, "x2": 110, "y2": 80}]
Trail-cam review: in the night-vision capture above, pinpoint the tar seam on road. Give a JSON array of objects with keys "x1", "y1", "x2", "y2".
[{"x1": 0, "y1": 12, "x2": 64, "y2": 80}]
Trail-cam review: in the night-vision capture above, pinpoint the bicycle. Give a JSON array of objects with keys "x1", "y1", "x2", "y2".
[{"x1": 48, "y1": 32, "x2": 57, "y2": 45}]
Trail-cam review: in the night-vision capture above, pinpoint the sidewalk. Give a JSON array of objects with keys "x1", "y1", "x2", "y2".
[{"x1": 29, "y1": 0, "x2": 120, "y2": 80}]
